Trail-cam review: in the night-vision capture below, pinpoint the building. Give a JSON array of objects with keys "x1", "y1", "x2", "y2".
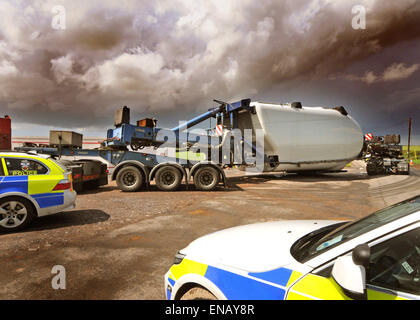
[{"x1": 12, "y1": 136, "x2": 104, "y2": 150}]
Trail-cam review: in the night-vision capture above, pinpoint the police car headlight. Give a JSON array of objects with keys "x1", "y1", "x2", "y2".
[{"x1": 173, "y1": 252, "x2": 186, "y2": 265}]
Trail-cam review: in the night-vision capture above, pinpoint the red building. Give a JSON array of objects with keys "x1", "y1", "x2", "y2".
[{"x1": 0, "y1": 115, "x2": 11, "y2": 150}]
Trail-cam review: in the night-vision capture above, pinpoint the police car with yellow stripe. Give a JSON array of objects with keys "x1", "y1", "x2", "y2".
[
  {"x1": 165, "y1": 195, "x2": 420, "y2": 300},
  {"x1": 0, "y1": 152, "x2": 76, "y2": 232}
]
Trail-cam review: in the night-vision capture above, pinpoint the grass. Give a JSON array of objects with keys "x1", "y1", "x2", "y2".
[
  {"x1": 402, "y1": 145, "x2": 420, "y2": 164},
  {"x1": 402, "y1": 145, "x2": 420, "y2": 152}
]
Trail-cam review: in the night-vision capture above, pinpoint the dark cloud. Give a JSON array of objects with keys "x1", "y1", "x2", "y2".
[{"x1": 0, "y1": 0, "x2": 419, "y2": 142}]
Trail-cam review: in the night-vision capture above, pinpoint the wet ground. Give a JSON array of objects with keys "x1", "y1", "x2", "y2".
[{"x1": 0, "y1": 161, "x2": 419, "y2": 299}]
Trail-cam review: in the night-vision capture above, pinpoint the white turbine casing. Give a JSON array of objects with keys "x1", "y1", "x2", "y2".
[{"x1": 241, "y1": 102, "x2": 364, "y2": 172}]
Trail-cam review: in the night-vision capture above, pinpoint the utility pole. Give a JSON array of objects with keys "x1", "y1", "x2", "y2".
[{"x1": 407, "y1": 117, "x2": 412, "y2": 170}]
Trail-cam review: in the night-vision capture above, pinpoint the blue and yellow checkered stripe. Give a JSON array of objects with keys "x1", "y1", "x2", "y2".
[
  {"x1": 0, "y1": 175, "x2": 65, "y2": 208},
  {"x1": 168, "y1": 259, "x2": 405, "y2": 300},
  {"x1": 168, "y1": 259, "x2": 302, "y2": 300}
]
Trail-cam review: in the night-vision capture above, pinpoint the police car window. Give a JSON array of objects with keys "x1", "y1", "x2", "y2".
[
  {"x1": 0, "y1": 160, "x2": 4, "y2": 176},
  {"x1": 292, "y1": 196, "x2": 420, "y2": 263},
  {"x1": 5, "y1": 158, "x2": 48, "y2": 175},
  {"x1": 367, "y1": 227, "x2": 420, "y2": 296}
]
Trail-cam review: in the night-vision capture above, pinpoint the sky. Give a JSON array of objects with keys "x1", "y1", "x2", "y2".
[{"x1": 0, "y1": 0, "x2": 419, "y2": 143}]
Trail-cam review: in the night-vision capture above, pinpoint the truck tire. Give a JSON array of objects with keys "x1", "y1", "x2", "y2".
[
  {"x1": 193, "y1": 166, "x2": 220, "y2": 191},
  {"x1": 0, "y1": 196, "x2": 36, "y2": 233},
  {"x1": 155, "y1": 166, "x2": 182, "y2": 191},
  {"x1": 73, "y1": 181, "x2": 83, "y2": 193},
  {"x1": 366, "y1": 163, "x2": 380, "y2": 176},
  {"x1": 116, "y1": 166, "x2": 144, "y2": 192},
  {"x1": 180, "y1": 287, "x2": 217, "y2": 300},
  {"x1": 84, "y1": 180, "x2": 100, "y2": 190}
]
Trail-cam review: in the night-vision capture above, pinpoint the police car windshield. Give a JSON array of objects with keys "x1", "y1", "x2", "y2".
[{"x1": 292, "y1": 195, "x2": 420, "y2": 263}]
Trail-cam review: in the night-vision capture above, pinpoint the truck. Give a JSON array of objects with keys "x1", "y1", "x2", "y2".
[
  {"x1": 16, "y1": 98, "x2": 365, "y2": 192},
  {"x1": 363, "y1": 134, "x2": 409, "y2": 175},
  {"x1": 55, "y1": 158, "x2": 108, "y2": 192},
  {"x1": 17, "y1": 131, "x2": 108, "y2": 192}
]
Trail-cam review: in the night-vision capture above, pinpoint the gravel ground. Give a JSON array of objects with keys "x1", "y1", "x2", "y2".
[{"x1": 0, "y1": 162, "x2": 419, "y2": 299}]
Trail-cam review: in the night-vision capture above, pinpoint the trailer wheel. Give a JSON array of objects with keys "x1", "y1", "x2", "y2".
[
  {"x1": 155, "y1": 166, "x2": 182, "y2": 191},
  {"x1": 116, "y1": 166, "x2": 144, "y2": 192},
  {"x1": 366, "y1": 166, "x2": 376, "y2": 176},
  {"x1": 84, "y1": 180, "x2": 100, "y2": 190},
  {"x1": 73, "y1": 181, "x2": 83, "y2": 193},
  {"x1": 193, "y1": 166, "x2": 220, "y2": 191},
  {"x1": 366, "y1": 163, "x2": 380, "y2": 176}
]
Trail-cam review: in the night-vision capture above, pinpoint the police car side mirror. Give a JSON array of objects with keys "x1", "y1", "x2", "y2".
[{"x1": 332, "y1": 244, "x2": 370, "y2": 300}]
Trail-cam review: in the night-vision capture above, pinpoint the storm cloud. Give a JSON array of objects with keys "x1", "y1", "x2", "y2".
[{"x1": 0, "y1": 0, "x2": 419, "y2": 140}]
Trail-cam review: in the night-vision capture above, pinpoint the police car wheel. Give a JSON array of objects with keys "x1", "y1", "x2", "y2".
[
  {"x1": 180, "y1": 287, "x2": 217, "y2": 300},
  {"x1": 0, "y1": 197, "x2": 35, "y2": 232}
]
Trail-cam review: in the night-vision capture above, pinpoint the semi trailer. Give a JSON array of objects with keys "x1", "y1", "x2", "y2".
[
  {"x1": 16, "y1": 131, "x2": 108, "y2": 192},
  {"x1": 56, "y1": 158, "x2": 108, "y2": 192},
  {"x1": 16, "y1": 98, "x2": 365, "y2": 192}
]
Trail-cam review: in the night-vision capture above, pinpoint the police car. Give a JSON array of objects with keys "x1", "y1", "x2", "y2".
[
  {"x1": 165, "y1": 195, "x2": 420, "y2": 300},
  {"x1": 0, "y1": 152, "x2": 76, "y2": 232}
]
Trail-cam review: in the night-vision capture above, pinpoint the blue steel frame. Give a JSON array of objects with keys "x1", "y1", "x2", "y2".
[{"x1": 15, "y1": 98, "x2": 264, "y2": 170}]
